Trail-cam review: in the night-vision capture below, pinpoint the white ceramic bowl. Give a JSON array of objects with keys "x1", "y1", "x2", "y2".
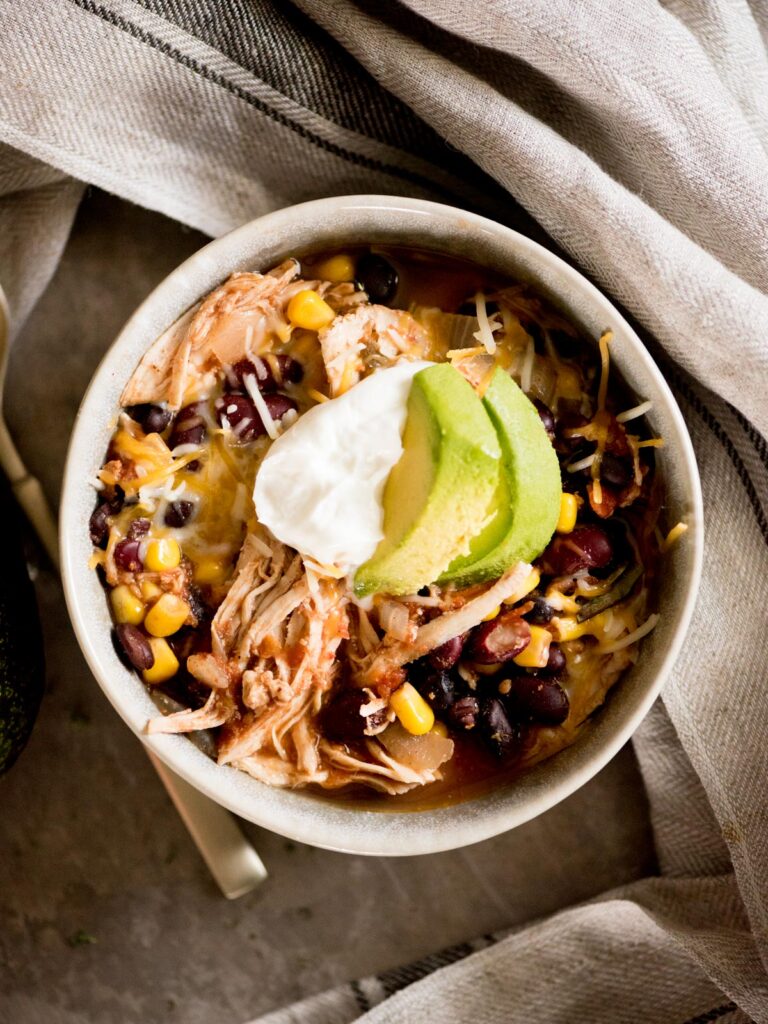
[{"x1": 61, "y1": 195, "x2": 703, "y2": 856}]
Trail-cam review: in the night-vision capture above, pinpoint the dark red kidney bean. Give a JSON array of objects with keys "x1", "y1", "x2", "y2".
[
  {"x1": 428, "y1": 634, "x2": 466, "y2": 671},
  {"x1": 532, "y1": 399, "x2": 555, "y2": 440},
  {"x1": 227, "y1": 355, "x2": 303, "y2": 391},
  {"x1": 541, "y1": 642, "x2": 566, "y2": 677},
  {"x1": 164, "y1": 500, "x2": 194, "y2": 528},
  {"x1": 357, "y1": 253, "x2": 398, "y2": 304},
  {"x1": 215, "y1": 392, "x2": 297, "y2": 443},
  {"x1": 507, "y1": 676, "x2": 569, "y2": 725},
  {"x1": 468, "y1": 612, "x2": 531, "y2": 664},
  {"x1": 321, "y1": 688, "x2": 386, "y2": 743},
  {"x1": 125, "y1": 403, "x2": 172, "y2": 434},
  {"x1": 415, "y1": 669, "x2": 456, "y2": 713},
  {"x1": 127, "y1": 517, "x2": 151, "y2": 540},
  {"x1": 115, "y1": 624, "x2": 154, "y2": 671},
  {"x1": 448, "y1": 695, "x2": 480, "y2": 730},
  {"x1": 168, "y1": 402, "x2": 207, "y2": 450},
  {"x1": 479, "y1": 698, "x2": 521, "y2": 758},
  {"x1": 89, "y1": 504, "x2": 111, "y2": 547},
  {"x1": 541, "y1": 525, "x2": 613, "y2": 576},
  {"x1": 114, "y1": 538, "x2": 143, "y2": 572},
  {"x1": 525, "y1": 597, "x2": 554, "y2": 625},
  {"x1": 600, "y1": 452, "x2": 633, "y2": 489}
]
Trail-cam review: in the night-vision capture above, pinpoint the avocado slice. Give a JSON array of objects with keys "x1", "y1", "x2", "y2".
[
  {"x1": 439, "y1": 368, "x2": 562, "y2": 587},
  {"x1": 0, "y1": 471, "x2": 44, "y2": 774},
  {"x1": 354, "y1": 364, "x2": 502, "y2": 597}
]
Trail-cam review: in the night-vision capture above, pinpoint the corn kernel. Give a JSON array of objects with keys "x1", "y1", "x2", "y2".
[
  {"x1": 110, "y1": 584, "x2": 145, "y2": 625},
  {"x1": 286, "y1": 289, "x2": 336, "y2": 331},
  {"x1": 431, "y1": 721, "x2": 449, "y2": 738},
  {"x1": 556, "y1": 493, "x2": 580, "y2": 534},
  {"x1": 482, "y1": 605, "x2": 501, "y2": 622},
  {"x1": 142, "y1": 637, "x2": 179, "y2": 685},
  {"x1": 140, "y1": 580, "x2": 163, "y2": 603},
  {"x1": 144, "y1": 537, "x2": 181, "y2": 572},
  {"x1": 193, "y1": 556, "x2": 229, "y2": 586},
  {"x1": 390, "y1": 682, "x2": 435, "y2": 736},
  {"x1": 315, "y1": 254, "x2": 356, "y2": 283},
  {"x1": 144, "y1": 593, "x2": 190, "y2": 637},
  {"x1": 503, "y1": 567, "x2": 541, "y2": 604},
  {"x1": 513, "y1": 625, "x2": 552, "y2": 668}
]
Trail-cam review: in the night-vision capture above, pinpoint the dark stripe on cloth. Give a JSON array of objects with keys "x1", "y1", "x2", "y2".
[
  {"x1": 672, "y1": 374, "x2": 768, "y2": 546},
  {"x1": 681, "y1": 1002, "x2": 740, "y2": 1024},
  {"x1": 349, "y1": 979, "x2": 370, "y2": 1014},
  {"x1": 377, "y1": 937, "x2": 495, "y2": 998},
  {"x1": 66, "y1": 0, "x2": 472, "y2": 204}
]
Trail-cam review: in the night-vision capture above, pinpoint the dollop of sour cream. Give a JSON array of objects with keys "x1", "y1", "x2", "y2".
[{"x1": 254, "y1": 361, "x2": 433, "y2": 568}]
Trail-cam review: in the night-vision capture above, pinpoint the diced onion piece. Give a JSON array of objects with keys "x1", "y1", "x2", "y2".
[
  {"x1": 473, "y1": 292, "x2": 497, "y2": 355},
  {"x1": 598, "y1": 613, "x2": 659, "y2": 654},
  {"x1": 243, "y1": 372, "x2": 279, "y2": 440},
  {"x1": 378, "y1": 722, "x2": 453, "y2": 771},
  {"x1": 379, "y1": 600, "x2": 411, "y2": 640},
  {"x1": 616, "y1": 400, "x2": 653, "y2": 423}
]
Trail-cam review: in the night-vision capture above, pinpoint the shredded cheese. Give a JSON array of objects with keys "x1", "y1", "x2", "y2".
[
  {"x1": 473, "y1": 292, "x2": 497, "y2": 355},
  {"x1": 306, "y1": 387, "x2": 330, "y2": 404},
  {"x1": 637, "y1": 438, "x2": 665, "y2": 449},
  {"x1": 616, "y1": 400, "x2": 653, "y2": 423},
  {"x1": 243, "y1": 372, "x2": 280, "y2": 440},
  {"x1": 445, "y1": 345, "x2": 486, "y2": 361},
  {"x1": 662, "y1": 521, "x2": 688, "y2": 551},
  {"x1": 598, "y1": 613, "x2": 659, "y2": 654},
  {"x1": 567, "y1": 453, "x2": 596, "y2": 473}
]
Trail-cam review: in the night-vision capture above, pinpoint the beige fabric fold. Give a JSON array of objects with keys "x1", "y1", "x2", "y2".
[{"x1": 0, "y1": 1, "x2": 766, "y2": 1020}]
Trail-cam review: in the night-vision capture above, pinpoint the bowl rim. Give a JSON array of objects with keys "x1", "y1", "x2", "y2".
[{"x1": 60, "y1": 194, "x2": 704, "y2": 856}]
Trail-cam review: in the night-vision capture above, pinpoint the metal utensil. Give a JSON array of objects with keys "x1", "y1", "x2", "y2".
[{"x1": 0, "y1": 285, "x2": 266, "y2": 897}]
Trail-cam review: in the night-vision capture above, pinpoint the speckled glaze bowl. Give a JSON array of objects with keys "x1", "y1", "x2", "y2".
[{"x1": 61, "y1": 196, "x2": 703, "y2": 856}]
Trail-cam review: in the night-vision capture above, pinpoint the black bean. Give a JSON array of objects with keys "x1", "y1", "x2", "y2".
[
  {"x1": 428, "y1": 634, "x2": 465, "y2": 671},
  {"x1": 168, "y1": 402, "x2": 207, "y2": 450},
  {"x1": 448, "y1": 695, "x2": 479, "y2": 730},
  {"x1": 164, "y1": 500, "x2": 194, "y2": 528},
  {"x1": 114, "y1": 538, "x2": 142, "y2": 572},
  {"x1": 357, "y1": 253, "x2": 398, "y2": 304},
  {"x1": 600, "y1": 452, "x2": 633, "y2": 489},
  {"x1": 507, "y1": 676, "x2": 569, "y2": 725},
  {"x1": 125, "y1": 403, "x2": 172, "y2": 434},
  {"x1": 532, "y1": 399, "x2": 556, "y2": 440},
  {"x1": 416, "y1": 669, "x2": 456, "y2": 714},
  {"x1": 186, "y1": 586, "x2": 210, "y2": 626},
  {"x1": 525, "y1": 597, "x2": 554, "y2": 625},
  {"x1": 89, "y1": 504, "x2": 112, "y2": 548},
  {"x1": 541, "y1": 642, "x2": 566, "y2": 677},
  {"x1": 478, "y1": 698, "x2": 521, "y2": 758},
  {"x1": 115, "y1": 624, "x2": 154, "y2": 671}
]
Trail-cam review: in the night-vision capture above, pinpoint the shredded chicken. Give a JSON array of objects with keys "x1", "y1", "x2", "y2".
[
  {"x1": 319, "y1": 305, "x2": 430, "y2": 396},
  {"x1": 358, "y1": 562, "x2": 532, "y2": 692},
  {"x1": 121, "y1": 261, "x2": 310, "y2": 409}
]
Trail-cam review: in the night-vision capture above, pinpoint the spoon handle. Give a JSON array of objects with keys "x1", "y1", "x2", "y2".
[{"x1": 147, "y1": 751, "x2": 268, "y2": 898}]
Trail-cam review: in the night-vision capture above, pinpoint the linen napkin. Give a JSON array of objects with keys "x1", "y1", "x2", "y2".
[{"x1": 1, "y1": 1, "x2": 767, "y2": 1020}]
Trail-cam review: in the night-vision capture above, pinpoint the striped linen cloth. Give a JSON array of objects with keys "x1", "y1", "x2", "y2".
[{"x1": 1, "y1": 1, "x2": 768, "y2": 1021}]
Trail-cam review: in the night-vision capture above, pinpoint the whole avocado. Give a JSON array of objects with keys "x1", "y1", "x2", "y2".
[{"x1": 0, "y1": 470, "x2": 44, "y2": 774}]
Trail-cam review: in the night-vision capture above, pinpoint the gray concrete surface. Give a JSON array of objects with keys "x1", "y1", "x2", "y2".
[{"x1": 0, "y1": 191, "x2": 657, "y2": 1024}]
